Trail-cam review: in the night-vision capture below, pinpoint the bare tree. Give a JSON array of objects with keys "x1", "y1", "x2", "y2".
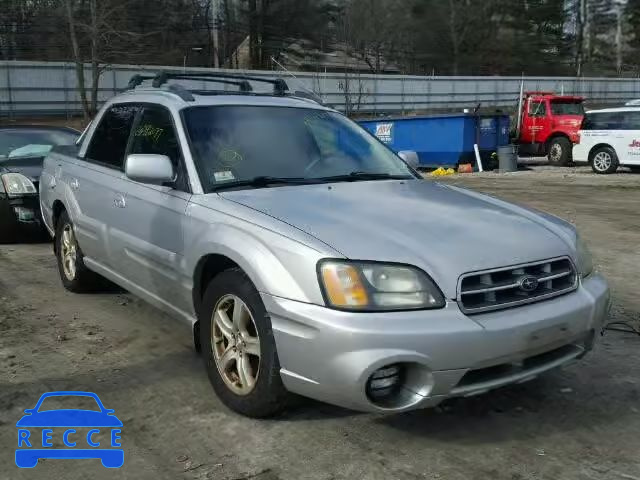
[
  {"x1": 63, "y1": 0, "x2": 157, "y2": 118},
  {"x1": 63, "y1": 0, "x2": 90, "y2": 118},
  {"x1": 447, "y1": 0, "x2": 466, "y2": 76},
  {"x1": 341, "y1": 0, "x2": 405, "y2": 74}
]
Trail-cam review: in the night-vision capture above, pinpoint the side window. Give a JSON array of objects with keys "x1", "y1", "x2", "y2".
[
  {"x1": 129, "y1": 106, "x2": 189, "y2": 191},
  {"x1": 86, "y1": 104, "x2": 139, "y2": 169},
  {"x1": 622, "y1": 111, "x2": 640, "y2": 130},
  {"x1": 589, "y1": 113, "x2": 623, "y2": 130},
  {"x1": 582, "y1": 113, "x2": 598, "y2": 130},
  {"x1": 528, "y1": 100, "x2": 547, "y2": 118}
]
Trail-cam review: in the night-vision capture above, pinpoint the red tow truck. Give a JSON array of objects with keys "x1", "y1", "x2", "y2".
[{"x1": 515, "y1": 91, "x2": 585, "y2": 165}]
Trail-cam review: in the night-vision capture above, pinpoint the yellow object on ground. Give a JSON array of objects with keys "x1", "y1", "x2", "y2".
[{"x1": 430, "y1": 167, "x2": 456, "y2": 177}]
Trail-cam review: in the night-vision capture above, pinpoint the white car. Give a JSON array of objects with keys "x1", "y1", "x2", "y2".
[{"x1": 573, "y1": 107, "x2": 640, "y2": 174}]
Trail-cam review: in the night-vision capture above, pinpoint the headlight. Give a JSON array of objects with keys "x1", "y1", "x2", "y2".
[
  {"x1": 576, "y1": 234, "x2": 593, "y2": 278},
  {"x1": 1, "y1": 173, "x2": 37, "y2": 197},
  {"x1": 318, "y1": 260, "x2": 445, "y2": 311}
]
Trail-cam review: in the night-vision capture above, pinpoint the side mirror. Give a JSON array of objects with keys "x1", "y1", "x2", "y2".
[
  {"x1": 125, "y1": 154, "x2": 175, "y2": 185},
  {"x1": 398, "y1": 150, "x2": 420, "y2": 169}
]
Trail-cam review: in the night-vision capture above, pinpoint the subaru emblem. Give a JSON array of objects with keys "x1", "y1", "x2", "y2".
[{"x1": 519, "y1": 276, "x2": 539, "y2": 292}]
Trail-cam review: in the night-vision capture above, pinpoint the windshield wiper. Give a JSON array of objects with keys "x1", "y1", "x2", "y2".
[
  {"x1": 318, "y1": 171, "x2": 414, "y2": 183},
  {"x1": 210, "y1": 176, "x2": 318, "y2": 192}
]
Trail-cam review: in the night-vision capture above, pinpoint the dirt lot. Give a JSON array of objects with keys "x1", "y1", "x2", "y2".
[{"x1": 1, "y1": 166, "x2": 639, "y2": 480}]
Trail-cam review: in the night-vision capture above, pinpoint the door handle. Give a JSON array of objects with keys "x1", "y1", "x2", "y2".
[
  {"x1": 113, "y1": 194, "x2": 126, "y2": 209},
  {"x1": 70, "y1": 178, "x2": 79, "y2": 190}
]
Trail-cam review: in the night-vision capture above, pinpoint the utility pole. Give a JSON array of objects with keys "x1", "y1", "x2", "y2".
[{"x1": 211, "y1": 0, "x2": 220, "y2": 68}]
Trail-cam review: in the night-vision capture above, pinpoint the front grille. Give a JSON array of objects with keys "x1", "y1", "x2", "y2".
[{"x1": 458, "y1": 257, "x2": 578, "y2": 314}]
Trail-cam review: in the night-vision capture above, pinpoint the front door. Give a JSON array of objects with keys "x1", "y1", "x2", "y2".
[
  {"x1": 523, "y1": 98, "x2": 550, "y2": 146},
  {"x1": 109, "y1": 105, "x2": 193, "y2": 314}
]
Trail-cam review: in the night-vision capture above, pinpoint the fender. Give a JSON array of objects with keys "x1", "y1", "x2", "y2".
[{"x1": 185, "y1": 216, "x2": 335, "y2": 306}]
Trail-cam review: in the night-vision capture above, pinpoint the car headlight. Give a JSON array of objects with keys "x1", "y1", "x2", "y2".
[
  {"x1": 576, "y1": 234, "x2": 593, "y2": 278},
  {"x1": 1, "y1": 173, "x2": 37, "y2": 197},
  {"x1": 318, "y1": 260, "x2": 445, "y2": 311}
]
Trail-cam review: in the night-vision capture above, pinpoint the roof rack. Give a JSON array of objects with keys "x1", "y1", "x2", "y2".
[
  {"x1": 152, "y1": 72, "x2": 254, "y2": 93},
  {"x1": 166, "y1": 84, "x2": 195, "y2": 101},
  {"x1": 127, "y1": 74, "x2": 156, "y2": 89},
  {"x1": 125, "y1": 71, "x2": 307, "y2": 103},
  {"x1": 151, "y1": 71, "x2": 289, "y2": 96}
]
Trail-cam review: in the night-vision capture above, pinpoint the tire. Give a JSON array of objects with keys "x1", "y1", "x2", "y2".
[
  {"x1": 547, "y1": 136, "x2": 572, "y2": 165},
  {"x1": 200, "y1": 268, "x2": 289, "y2": 417},
  {"x1": 591, "y1": 146, "x2": 619, "y2": 174},
  {"x1": 55, "y1": 210, "x2": 101, "y2": 292}
]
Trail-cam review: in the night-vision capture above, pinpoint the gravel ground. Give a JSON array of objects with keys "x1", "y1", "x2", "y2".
[{"x1": 1, "y1": 165, "x2": 639, "y2": 480}]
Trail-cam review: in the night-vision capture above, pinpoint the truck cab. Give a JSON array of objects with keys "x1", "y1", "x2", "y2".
[{"x1": 517, "y1": 92, "x2": 585, "y2": 165}]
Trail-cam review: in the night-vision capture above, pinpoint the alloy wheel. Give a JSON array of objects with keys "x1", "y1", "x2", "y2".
[
  {"x1": 593, "y1": 151, "x2": 612, "y2": 172},
  {"x1": 61, "y1": 224, "x2": 77, "y2": 281},
  {"x1": 211, "y1": 294, "x2": 261, "y2": 395}
]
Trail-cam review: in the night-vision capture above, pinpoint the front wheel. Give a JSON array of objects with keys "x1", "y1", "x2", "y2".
[
  {"x1": 547, "y1": 137, "x2": 572, "y2": 165},
  {"x1": 591, "y1": 147, "x2": 619, "y2": 174},
  {"x1": 200, "y1": 268, "x2": 289, "y2": 417}
]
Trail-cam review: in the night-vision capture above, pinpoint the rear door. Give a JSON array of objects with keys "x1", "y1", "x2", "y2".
[
  {"x1": 619, "y1": 111, "x2": 640, "y2": 166},
  {"x1": 108, "y1": 104, "x2": 192, "y2": 313},
  {"x1": 65, "y1": 104, "x2": 140, "y2": 265}
]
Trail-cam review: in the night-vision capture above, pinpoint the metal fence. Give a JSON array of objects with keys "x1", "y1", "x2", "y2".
[{"x1": 3, "y1": 60, "x2": 640, "y2": 118}]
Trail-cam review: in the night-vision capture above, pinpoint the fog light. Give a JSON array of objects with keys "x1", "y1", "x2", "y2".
[
  {"x1": 14, "y1": 206, "x2": 35, "y2": 222},
  {"x1": 367, "y1": 364, "x2": 403, "y2": 401}
]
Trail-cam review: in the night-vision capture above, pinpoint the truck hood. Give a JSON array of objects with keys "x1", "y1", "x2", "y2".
[{"x1": 220, "y1": 180, "x2": 576, "y2": 299}]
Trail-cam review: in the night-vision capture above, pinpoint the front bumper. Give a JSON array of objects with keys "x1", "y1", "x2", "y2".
[
  {"x1": 264, "y1": 273, "x2": 610, "y2": 413},
  {"x1": 0, "y1": 194, "x2": 44, "y2": 238}
]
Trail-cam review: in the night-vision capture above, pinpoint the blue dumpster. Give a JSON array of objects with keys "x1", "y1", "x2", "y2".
[{"x1": 359, "y1": 113, "x2": 510, "y2": 168}]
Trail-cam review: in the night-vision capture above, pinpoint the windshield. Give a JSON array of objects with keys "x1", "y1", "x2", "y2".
[
  {"x1": 550, "y1": 101, "x2": 584, "y2": 116},
  {"x1": 183, "y1": 106, "x2": 414, "y2": 192},
  {"x1": 0, "y1": 129, "x2": 78, "y2": 160}
]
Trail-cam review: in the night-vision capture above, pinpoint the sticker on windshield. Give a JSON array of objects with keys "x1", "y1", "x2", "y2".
[
  {"x1": 213, "y1": 170, "x2": 235, "y2": 182},
  {"x1": 218, "y1": 149, "x2": 243, "y2": 166},
  {"x1": 375, "y1": 123, "x2": 393, "y2": 143}
]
